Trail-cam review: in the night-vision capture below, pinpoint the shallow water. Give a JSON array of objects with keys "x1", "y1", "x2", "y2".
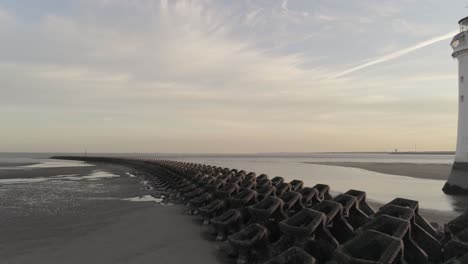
[
  {"x1": 22, "y1": 160, "x2": 93, "y2": 168},
  {"x1": 122, "y1": 195, "x2": 165, "y2": 203},
  {"x1": 0, "y1": 159, "x2": 93, "y2": 169},
  {"x1": 0, "y1": 171, "x2": 120, "y2": 185},
  {"x1": 170, "y1": 156, "x2": 468, "y2": 213},
  {"x1": 0, "y1": 161, "x2": 150, "y2": 219},
  {"x1": 162, "y1": 153, "x2": 455, "y2": 164}
]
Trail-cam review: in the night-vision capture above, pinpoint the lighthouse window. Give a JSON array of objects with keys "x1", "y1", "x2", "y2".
[
  {"x1": 461, "y1": 76, "x2": 464, "y2": 83},
  {"x1": 461, "y1": 21, "x2": 468, "y2": 32},
  {"x1": 461, "y1": 95, "x2": 465, "y2": 102}
]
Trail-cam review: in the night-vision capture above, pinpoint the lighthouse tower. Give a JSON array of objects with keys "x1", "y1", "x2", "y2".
[{"x1": 444, "y1": 17, "x2": 468, "y2": 194}]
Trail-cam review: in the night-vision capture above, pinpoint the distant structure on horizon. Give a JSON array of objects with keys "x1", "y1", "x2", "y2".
[{"x1": 444, "y1": 16, "x2": 468, "y2": 194}]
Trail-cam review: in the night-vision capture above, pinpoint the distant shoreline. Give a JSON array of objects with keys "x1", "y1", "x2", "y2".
[
  {"x1": 0, "y1": 151, "x2": 456, "y2": 157},
  {"x1": 305, "y1": 162, "x2": 452, "y2": 180},
  {"x1": 388, "y1": 151, "x2": 455, "y2": 155}
]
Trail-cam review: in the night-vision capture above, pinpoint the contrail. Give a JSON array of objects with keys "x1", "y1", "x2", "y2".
[{"x1": 332, "y1": 30, "x2": 458, "y2": 78}]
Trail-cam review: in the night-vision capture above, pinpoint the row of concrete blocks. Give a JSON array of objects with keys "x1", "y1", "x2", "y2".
[
  {"x1": 51, "y1": 157, "x2": 468, "y2": 264},
  {"x1": 150, "y1": 159, "x2": 468, "y2": 264}
]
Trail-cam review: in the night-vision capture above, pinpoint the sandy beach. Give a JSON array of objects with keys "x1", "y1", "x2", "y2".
[
  {"x1": 0, "y1": 161, "x2": 221, "y2": 264},
  {"x1": 305, "y1": 162, "x2": 452, "y2": 180},
  {"x1": 3, "y1": 204, "x2": 222, "y2": 264}
]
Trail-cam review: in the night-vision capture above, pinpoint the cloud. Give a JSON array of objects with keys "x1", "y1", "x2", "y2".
[
  {"x1": 0, "y1": 0, "x2": 460, "y2": 152},
  {"x1": 0, "y1": 0, "x2": 330, "y2": 108},
  {"x1": 281, "y1": 0, "x2": 289, "y2": 11},
  {"x1": 332, "y1": 30, "x2": 458, "y2": 78},
  {"x1": 276, "y1": 0, "x2": 308, "y2": 23},
  {"x1": 33, "y1": 65, "x2": 131, "y2": 83},
  {"x1": 366, "y1": 2, "x2": 400, "y2": 17},
  {"x1": 391, "y1": 18, "x2": 439, "y2": 37},
  {"x1": 407, "y1": 74, "x2": 457, "y2": 82},
  {"x1": 315, "y1": 14, "x2": 337, "y2": 22},
  {"x1": 244, "y1": 8, "x2": 263, "y2": 26}
]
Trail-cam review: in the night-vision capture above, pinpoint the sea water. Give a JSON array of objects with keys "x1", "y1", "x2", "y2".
[
  {"x1": 1, "y1": 152, "x2": 466, "y2": 213},
  {"x1": 168, "y1": 154, "x2": 467, "y2": 213}
]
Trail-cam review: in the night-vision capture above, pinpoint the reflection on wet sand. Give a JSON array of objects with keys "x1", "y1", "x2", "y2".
[{"x1": 173, "y1": 157, "x2": 467, "y2": 213}]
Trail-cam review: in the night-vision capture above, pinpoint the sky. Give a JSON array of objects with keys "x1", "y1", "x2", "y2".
[{"x1": 0, "y1": 0, "x2": 466, "y2": 153}]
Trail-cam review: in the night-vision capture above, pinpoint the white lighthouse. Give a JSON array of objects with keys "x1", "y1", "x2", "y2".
[{"x1": 444, "y1": 17, "x2": 468, "y2": 194}]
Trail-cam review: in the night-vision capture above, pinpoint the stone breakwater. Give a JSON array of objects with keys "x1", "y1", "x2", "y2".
[{"x1": 52, "y1": 156, "x2": 468, "y2": 264}]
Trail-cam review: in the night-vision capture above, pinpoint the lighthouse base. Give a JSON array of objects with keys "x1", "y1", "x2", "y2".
[{"x1": 443, "y1": 162, "x2": 468, "y2": 195}]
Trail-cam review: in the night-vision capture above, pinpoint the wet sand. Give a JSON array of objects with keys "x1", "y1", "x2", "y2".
[
  {"x1": 4, "y1": 204, "x2": 222, "y2": 264},
  {"x1": 0, "y1": 162, "x2": 221, "y2": 264},
  {"x1": 305, "y1": 162, "x2": 452, "y2": 180}
]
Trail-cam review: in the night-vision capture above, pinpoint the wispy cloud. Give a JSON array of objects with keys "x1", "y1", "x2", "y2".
[
  {"x1": 244, "y1": 8, "x2": 263, "y2": 27},
  {"x1": 315, "y1": 13, "x2": 337, "y2": 22},
  {"x1": 0, "y1": 0, "x2": 460, "y2": 152},
  {"x1": 281, "y1": 0, "x2": 289, "y2": 11},
  {"x1": 332, "y1": 30, "x2": 458, "y2": 78}
]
